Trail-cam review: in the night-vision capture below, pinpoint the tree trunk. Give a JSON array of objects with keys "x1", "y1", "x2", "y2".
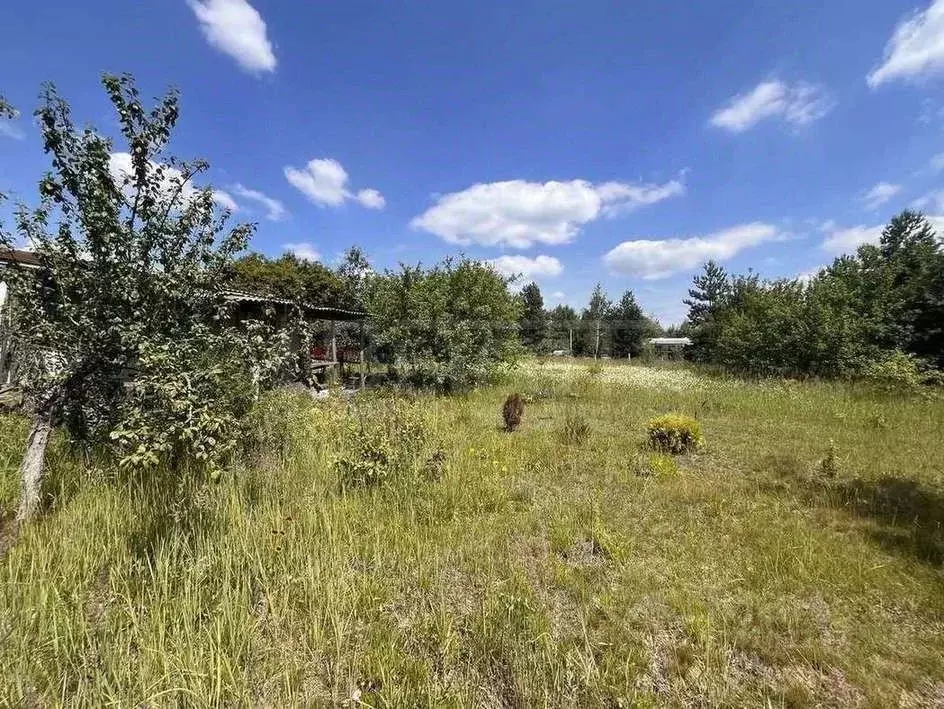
[
  {"x1": 595, "y1": 319, "x2": 602, "y2": 359},
  {"x1": 15, "y1": 411, "x2": 53, "y2": 522}
]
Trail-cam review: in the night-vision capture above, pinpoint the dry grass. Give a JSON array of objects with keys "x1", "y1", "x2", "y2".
[{"x1": 1, "y1": 362, "x2": 943, "y2": 706}]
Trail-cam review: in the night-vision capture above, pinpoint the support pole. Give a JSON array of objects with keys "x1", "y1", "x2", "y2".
[
  {"x1": 330, "y1": 320, "x2": 338, "y2": 384},
  {"x1": 359, "y1": 320, "x2": 366, "y2": 390}
]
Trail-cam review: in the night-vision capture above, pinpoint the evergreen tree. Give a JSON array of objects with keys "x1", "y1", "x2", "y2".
[
  {"x1": 610, "y1": 290, "x2": 653, "y2": 358},
  {"x1": 547, "y1": 304, "x2": 578, "y2": 353},
  {"x1": 684, "y1": 260, "x2": 731, "y2": 362},
  {"x1": 518, "y1": 282, "x2": 547, "y2": 352},
  {"x1": 684, "y1": 260, "x2": 730, "y2": 325},
  {"x1": 875, "y1": 211, "x2": 944, "y2": 362}
]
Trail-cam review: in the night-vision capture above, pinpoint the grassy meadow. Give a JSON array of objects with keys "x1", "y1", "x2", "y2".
[{"x1": 1, "y1": 360, "x2": 943, "y2": 706}]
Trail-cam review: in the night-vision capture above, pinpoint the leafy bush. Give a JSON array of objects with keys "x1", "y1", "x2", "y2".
[
  {"x1": 860, "y1": 351, "x2": 925, "y2": 390},
  {"x1": 636, "y1": 452, "x2": 679, "y2": 478},
  {"x1": 365, "y1": 258, "x2": 522, "y2": 392},
  {"x1": 647, "y1": 414, "x2": 703, "y2": 454},
  {"x1": 335, "y1": 399, "x2": 430, "y2": 489},
  {"x1": 559, "y1": 409, "x2": 591, "y2": 445}
]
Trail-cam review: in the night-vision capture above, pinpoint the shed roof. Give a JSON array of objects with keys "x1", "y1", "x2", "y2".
[
  {"x1": 222, "y1": 290, "x2": 368, "y2": 321},
  {"x1": 0, "y1": 252, "x2": 368, "y2": 321},
  {"x1": 645, "y1": 337, "x2": 693, "y2": 346},
  {"x1": 0, "y1": 248, "x2": 42, "y2": 269}
]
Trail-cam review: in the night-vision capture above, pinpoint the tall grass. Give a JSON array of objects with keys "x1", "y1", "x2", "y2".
[{"x1": 1, "y1": 366, "x2": 943, "y2": 705}]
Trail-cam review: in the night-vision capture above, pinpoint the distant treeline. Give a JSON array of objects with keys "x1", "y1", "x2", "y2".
[{"x1": 681, "y1": 210, "x2": 944, "y2": 379}]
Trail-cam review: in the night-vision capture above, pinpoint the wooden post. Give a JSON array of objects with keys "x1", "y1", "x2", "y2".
[
  {"x1": 569, "y1": 326, "x2": 573, "y2": 357},
  {"x1": 359, "y1": 320, "x2": 366, "y2": 390},
  {"x1": 330, "y1": 320, "x2": 338, "y2": 384},
  {"x1": 594, "y1": 318, "x2": 601, "y2": 360}
]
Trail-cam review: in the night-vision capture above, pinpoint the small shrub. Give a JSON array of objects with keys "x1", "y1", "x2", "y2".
[
  {"x1": 502, "y1": 393, "x2": 524, "y2": 432},
  {"x1": 635, "y1": 452, "x2": 679, "y2": 478},
  {"x1": 559, "y1": 409, "x2": 591, "y2": 445},
  {"x1": 819, "y1": 439, "x2": 838, "y2": 479},
  {"x1": 861, "y1": 351, "x2": 924, "y2": 390},
  {"x1": 335, "y1": 400, "x2": 429, "y2": 489},
  {"x1": 243, "y1": 387, "x2": 319, "y2": 461},
  {"x1": 647, "y1": 414, "x2": 703, "y2": 454}
]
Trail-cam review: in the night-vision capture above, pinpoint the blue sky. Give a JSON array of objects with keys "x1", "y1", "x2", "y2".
[{"x1": 3, "y1": 0, "x2": 944, "y2": 322}]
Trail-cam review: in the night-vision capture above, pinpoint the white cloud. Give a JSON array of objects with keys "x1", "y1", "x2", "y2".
[
  {"x1": 710, "y1": 80, "x2": 833, "y2": 132},
  {"x1": 822, "y1": 215, "x2": 944, "y2": 254},
  {"x1": 931, "y1": 153, "x2": 944, "y2": 172},
  {"x1": 551, "y1": 291, "x2": 566, "y2": 300},
  {"x1": 108, "y1": 152, "x2": 234, "y2": 212},
  {"x1": 283, "y1": 242, "x2": 321, "y2": 262},
  {"x1": 212, "y1": 189, "x2": 239, "y2": 212},
  {"x1": 231, "y1": 183, "x2": 286, "y2": 220},
  {"x1": 0, "y1": 120, "x2": 24, "y2": 141},
  {"x1": 356, "y1": 188, "x2": 386, "y2": 210},
  {"x1": 411, "y1": 177, "x2": 684, "y2": 249},
  {"x1": 602, "y1": 222, "x2": 779, "y2": 280},
  {"x1": 861, "y1": 182, "x2": 903, "y2": 210},
  {"x1": 187, "y1": 0, "x2": 276, "y2": 74},
  {"x1": 868, "y1": 0, "x2": 944, "y2": 87},
  {"x1": 487, "y1": 254, "x2": 564, "y2": 281},
  {"x1": 821, "y1": 224, "x2": 884, "y2": 254},
  {"x1": 912, "y1": 189, "x2": 944, "y2": 211},
  {"x1": 284, "y1": 158, "x2": 385, "y2": 210},
  {"x1": 796, "y1": 268, "x2": 823, "y2": 284}
]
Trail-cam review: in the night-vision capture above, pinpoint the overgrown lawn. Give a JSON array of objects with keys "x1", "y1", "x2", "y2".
[{"x1": 1, "y1": 361, "x2": 943, "y2": 706}]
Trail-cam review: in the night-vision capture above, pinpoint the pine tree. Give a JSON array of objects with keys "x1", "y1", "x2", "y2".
[
  {"x1": 547, "y1": 304, "x2": 577, "y2": 354},
  {"x1": 684, "y1": 261, "x2": 730, "y2": 362},
  {"x1": 518, "y1": 282, "x2": 547, "y2": 352},
  {"x1": 610, "y1": 290, "x2": 655, "y2": 358},
  {"x1": 684, "y1": 260, "x2": 730, "y2": 325}
]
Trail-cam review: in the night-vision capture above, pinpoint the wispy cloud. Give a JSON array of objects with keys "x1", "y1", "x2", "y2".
[
  {"x1": 868, "y1": 0, "x2": 944, "y2": 87},
  {"x1": 231, "y1": 183, "x2": 286, "y2": 220},
  {"x1": 710, "y1": 80, "x2": 833, "y2": 133},
  {"x1": 0, "y1": 120, "x2": 25, "y2": 141},
  {"x1": 109, "y1": 151, "x2": 234, "y2": 212},
  {"x1": 821, "y1": 224, "x2": 884, "y2": 254},
  {"x1": 861, "y1": 182, "x2": 902, "y2": 210}
]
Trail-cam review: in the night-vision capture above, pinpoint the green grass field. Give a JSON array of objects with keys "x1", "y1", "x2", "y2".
[{"x1": 1, "y1": 360, "x2": 943, "y2": 706}]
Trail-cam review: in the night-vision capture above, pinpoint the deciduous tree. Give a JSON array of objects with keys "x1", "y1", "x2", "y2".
[
  {"x1": 365, "y1": 258, "x2": 521, "y2": 390},
  {"x1": 1, "y1": 75, "x2": 288, "y2": 520}
]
